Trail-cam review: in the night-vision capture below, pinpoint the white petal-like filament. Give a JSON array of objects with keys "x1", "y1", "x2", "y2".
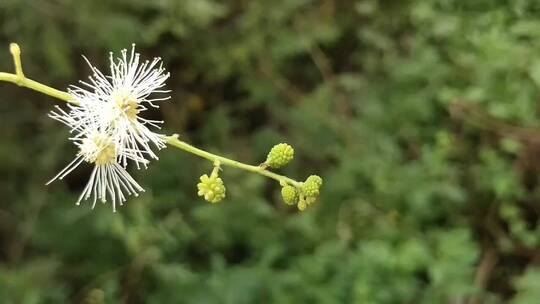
[{"x1": 47, "y1": 44, "x2": 170, "y2": 211}]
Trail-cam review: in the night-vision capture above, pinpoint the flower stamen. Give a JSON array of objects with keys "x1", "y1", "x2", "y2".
[
  {"x1": 80, "y1": 133, "x2": 117, "y2": 165},
  {"x1": 112, "y1": 90, "x2": 139, "y2": 121}
]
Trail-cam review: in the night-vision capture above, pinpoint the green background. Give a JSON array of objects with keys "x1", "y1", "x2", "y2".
[{"x1": 1, "y1": 0, "x2": 540, "y2": 303}]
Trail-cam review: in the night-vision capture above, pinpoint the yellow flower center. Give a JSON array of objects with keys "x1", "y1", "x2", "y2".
[
  {"x1": 94, "y1": 140, "x2": 116, "y2": 166},
  {"x1": 80, "y1": 134, "x2": 117, "y2": 165},
  {"x1": 113, "y1": 90, "x2": 139, "y2": 120}
]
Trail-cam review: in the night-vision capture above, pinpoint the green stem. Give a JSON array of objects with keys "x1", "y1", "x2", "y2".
[
  {"x1": 0, "y1": 43, "x2": 301, "y2": 188},
  {"x1": 165, "y1": 134, "x2": 302, "y2": 187},
  {"x1": 1, "y1": 43, "x2": 77, "y2": 104},
  {"x1": 0, "y1": 72, "x2": 76, "y2": 104}
]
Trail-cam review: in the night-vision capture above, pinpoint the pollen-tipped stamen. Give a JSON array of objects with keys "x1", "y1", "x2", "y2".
[
  {"x1": 112, "y1": 90, "x2": 140, "y2": 121},
  {"x1": 80, "y1": 133, "x2": 117, "y2": 166}
]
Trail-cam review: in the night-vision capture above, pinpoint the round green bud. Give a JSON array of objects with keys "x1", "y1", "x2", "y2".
[
  {"x1": 297, "y1": 199, "x2": 307, "y2": 211},
  {"x1": 305, "y1": 196, "x2": 317, "y2": 206},
  {"x1": 306, "y1": 175, "x2": 323, "y2": 187},
  {"x1": 266, "y1": 143, "x2": 294, "y2": 168},
  {"x1": 302, "y1": 175, "x2": 323, "y2": 197},
  {"x1": 281, "y1": 185, "x2": 298, "y2": 205},
  {"x1": 197, "y1": 174, "x2": 226, "y2": 203}
]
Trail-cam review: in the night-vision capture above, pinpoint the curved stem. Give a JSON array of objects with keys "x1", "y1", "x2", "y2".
[
  {"x1": 165, "y1": 134, "x2": 302, "y2": 187},
  {"x1": 0, "y1": 43, "x2": 302, "y2": 188}
]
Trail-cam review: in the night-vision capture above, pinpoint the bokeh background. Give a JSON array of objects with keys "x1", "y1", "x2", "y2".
[{"x1": 1, "y1": 1, "x2": 540, "y2": 303}]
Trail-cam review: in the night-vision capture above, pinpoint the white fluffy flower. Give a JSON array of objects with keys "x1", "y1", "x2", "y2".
[
  {"x1": 69, "y1": 44, "x2": 171, "y2": 168},
  {"x1": 46, "y1": 128, "x2": 146, "y2": 212},
  {"x1": 48, "y1": 45, "x2": 171, "y2": 211}
]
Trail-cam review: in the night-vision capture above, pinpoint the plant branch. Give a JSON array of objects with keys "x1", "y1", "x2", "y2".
[
  {"x1": 0, "y1": 43, "x2": 302, "y2": 189},
  {"x1": 165, "y1": 134, "x2": 302, "y2": 187},
  {"x1": 0, "y1": 43, "x2": 76, "y2": 104}
]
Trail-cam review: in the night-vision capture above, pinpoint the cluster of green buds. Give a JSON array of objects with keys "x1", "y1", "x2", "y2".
[
  {"x1": 281, "y1": 175, "x2": 323, "y2": 211},
  {"x1": 263, "y1": 143, "x2": 323, "y2": 211},
  {"x1": 197, "y1": 161, "x2": 226, "y2": 203},
  {"x1": 194, "y1": 143, "x2": 322, "y2": 211}
]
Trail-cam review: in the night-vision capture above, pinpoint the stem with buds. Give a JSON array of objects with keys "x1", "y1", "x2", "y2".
[
  {"x1": 0, "y1": 43, "x2": 302, "y2": 189},
  {"x1": 166, "y1": 134, "x2": 301, "y2": 187}
]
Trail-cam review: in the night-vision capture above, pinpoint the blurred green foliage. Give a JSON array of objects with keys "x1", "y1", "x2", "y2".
[{"x1": 1, "y1": 0, "x2": 540, "y2": 303}]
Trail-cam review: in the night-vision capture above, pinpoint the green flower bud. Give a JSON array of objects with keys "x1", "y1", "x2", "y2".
[
  {"x1": 265, "y1": 143, "x2": 294, "y2": 168},
  {"x1": 197, "y1": 174, "x2": 226, "y2": 203},
  {"x1": 281, "y1": 185, "x2": 298, "y2": 205},
  {"x1": 297, "y1": 199, "x2": 307, "y2": 211},
  {"x1": 305, "y1": 196, "x2": 316, "y2": 206},
  {"x1": 306, "y1": 175, "x2": 323, "y2": 186},
  {"x1": 302, "y1": 175, "x2": 323, "y2": 197}
]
